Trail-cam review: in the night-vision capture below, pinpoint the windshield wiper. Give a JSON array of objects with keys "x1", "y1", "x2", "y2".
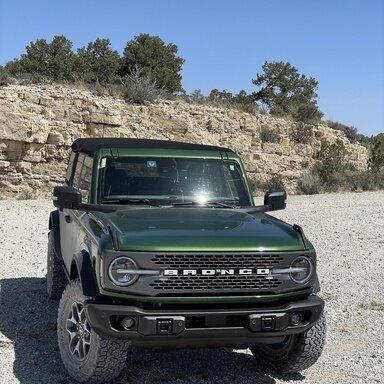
[
  {"x1": 172, "y1": 201, "x2": 235, "y2": 209},
  {"x1": 103, "y1": 199, "x2": 160, "y2": 207},
  {"x1": 208, "y1": 201, "x2": 236, "y2": 209}
]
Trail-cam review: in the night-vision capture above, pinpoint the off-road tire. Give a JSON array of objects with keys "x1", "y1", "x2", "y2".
[
  {"x1": 250, "y1": 313, "x2": 326, "y2": 373},
  {"x1": 57, "y1": 279, "x2": 130, "y2": 383},
  {"x1": 46, "y1": 231, "x2": 67, "y2": 300}
]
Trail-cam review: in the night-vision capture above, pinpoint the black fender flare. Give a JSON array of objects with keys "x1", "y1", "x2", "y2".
[
  {"x1": 312, "y1": 273, "x2": 321, "y2": 293},
  {"x1": 73, "y1": 250, "x2": 100, "y2": 298},
  {"x1": 49, "y1": 210, "x2": 63, "y2": 260}
]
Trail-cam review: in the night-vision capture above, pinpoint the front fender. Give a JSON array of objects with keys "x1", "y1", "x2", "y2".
[
  {"x1": 73, "y1": 250, "x2": 100, "y2": 298},
  {"x1": 312, "y1": 273, "x2": 321, "y2": 293},
  {"x1": 49, "y1": 210, "x2": 63, "y2": 260}
]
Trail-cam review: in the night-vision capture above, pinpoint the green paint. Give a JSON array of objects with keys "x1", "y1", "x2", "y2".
[
  {"x1": 94, "y1": 207, "x2": 305, "y2": 252},
  {"x1": 65, "y1": 145, "x2": 314, "y2": 303}
]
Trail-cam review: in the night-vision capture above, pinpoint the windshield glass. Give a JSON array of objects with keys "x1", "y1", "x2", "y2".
[{"x1": 99, "y1": 156, "x2": 252, "y2": 207}]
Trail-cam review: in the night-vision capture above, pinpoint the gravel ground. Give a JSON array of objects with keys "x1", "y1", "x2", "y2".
[{"x1": 0, "y1": 191, "x2": 383, "y2": 384}]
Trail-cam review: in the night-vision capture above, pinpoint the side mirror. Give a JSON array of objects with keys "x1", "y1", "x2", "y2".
[
  {"x1": 53, "y1": 186, "x2": 82, "y2": 210},
  {"x1": 264, "y1": 189, "x2": 287, "y2": 211}
]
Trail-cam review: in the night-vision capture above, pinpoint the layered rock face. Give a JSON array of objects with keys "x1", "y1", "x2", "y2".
[{"x1": 0, "y1": 84, "x2": 368, "y2": 198}]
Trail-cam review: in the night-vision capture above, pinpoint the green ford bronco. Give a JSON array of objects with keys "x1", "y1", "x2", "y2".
[{"x1": 47, "y1": 138, "x2": 325, "y2": 383}]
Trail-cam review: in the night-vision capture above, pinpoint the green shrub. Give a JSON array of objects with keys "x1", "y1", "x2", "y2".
[
  {"x1": 16, "y1": 72, "x2": 51, "y2": 84},
  {"x1": 189, "y1": 89, "x2": 206, "y2": 103},
  {"x1": 298, "y1": 172, "x2": 322, "y2": 194},
  {"x1": 327, "y1": 120, "x2": 359, "y2": 143},
  {"x1": 324, "y1": 169, "x2": 383, "y2": 192},
  {"x1": 0, "y1": 68, "x2": 10, "y2": 86},
  {"x1": 265, "y1": 174, "x2": 285, "y2": 190},
  {"x1": 260, "y1": 126, "x2": 280, "y2": 143},
  {"x1": 209, "y1": 89, "x2": 259, "y2": 114},
  {"x1": 75, "y1": 38, "x2": 120, "y2": 84},
  {"x1": 324, "y1": 171, "x2": 350, "y2": 192},
  {"x1": 299, "y1": 167, "x2": 384, "y2": 194},
  {"x1": 290, "y1": 123, "x2": 313, "y2": 144},
  {"x1": 120, "y1": 34, "x2": 184, "y2": 94},
  {"x1": 232, "y1": 98, "x2": 259, "y2": 115},
  {"x1": 4, "y1": 34, "x2": 185, "y2": 95},
  {"x1": 296, "y1": 138, "x2": 384, "y2": 194},
  {"x1": 290, "y1": 102, "x2": 323, "y2": 123},
  {"x1": 252, "y1": 61, "x2": 323, "y2": 120},
  {"x1": 6, "y1": 36, "x2": 76, "y2": 81},
  {"x1": 369, "y1": 133, "x2": 384, "y2": 172},
  {"x1": 122, "y1": 66, "x2": 162, "y2": 104},
  {"x1": 315, "y1": 139, "x2": 347, "y2": 183},
  {"x1": 86, "y1": 82, "x2": 123, "y2": 98},
  {"x1": 350, "y1": 170, "x2": 384, "y2": 191},
  {"x1": 350, "y1": 171, "x2": 377, "y2": 191}
]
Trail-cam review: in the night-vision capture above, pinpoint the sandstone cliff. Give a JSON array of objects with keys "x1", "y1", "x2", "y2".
[{"x1": 0, "y1": 84, "x2": 368, "y2": 198}]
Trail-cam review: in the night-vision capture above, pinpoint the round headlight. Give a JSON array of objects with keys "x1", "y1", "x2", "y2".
[
  {"x1": 108, "y1": 257, "x2": 138, "y2": 286},
  {"x1": 290, "y1": 256, "x2": 313, "y2": 283}
]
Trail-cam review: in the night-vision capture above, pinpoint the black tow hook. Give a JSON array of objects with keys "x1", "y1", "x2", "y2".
[{"x1": 156, "y1": 319, "x2": 173, "y2": 334}]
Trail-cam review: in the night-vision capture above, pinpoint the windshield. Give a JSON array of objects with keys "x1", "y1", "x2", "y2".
[{"x1": 98, "y1": 156, "x2": 252, "y2": 207}]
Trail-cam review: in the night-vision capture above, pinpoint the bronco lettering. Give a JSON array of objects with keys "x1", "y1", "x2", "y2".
[{"x1": 163, "y1": 268, "x2": 271, "y2": 276}]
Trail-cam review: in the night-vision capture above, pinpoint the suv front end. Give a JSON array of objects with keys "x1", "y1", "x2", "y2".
[
  {"x1": 86, "y1": 248, "x2": 323, "y2": 348},
  {"x1": 49, "y1": 138, "x2": 326, "y2": 382}
]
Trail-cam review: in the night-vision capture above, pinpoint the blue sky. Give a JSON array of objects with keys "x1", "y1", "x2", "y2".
[{"x1": 0, "y1": 0, "x2": 383, "y2": 135}]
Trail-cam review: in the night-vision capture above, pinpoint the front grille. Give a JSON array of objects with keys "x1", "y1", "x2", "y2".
[
  {"x1": 149, "y1": 275, "x2": 282, "y2": 291},
  {"x1": 149, "y1": 253, "x2": 286, "y2": 293},
  {"x1": 150, "y1": 253, "x2": 284, "y2": 268},
  {"x1": 102, "y1": 250, "x2": 313, "y2": 296}
]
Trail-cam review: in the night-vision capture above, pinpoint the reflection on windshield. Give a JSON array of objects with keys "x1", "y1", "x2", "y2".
[{"x1": 99, "y1": 157, "x2": 251, "y2": 207}]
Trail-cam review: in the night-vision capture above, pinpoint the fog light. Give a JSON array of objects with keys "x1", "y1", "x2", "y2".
[
  {"x1": 120, "y1": 316, "x2": 135, "y2": 330},
  {"x1": 290, "y1": 312, "x2": 302, "y2": 326}
]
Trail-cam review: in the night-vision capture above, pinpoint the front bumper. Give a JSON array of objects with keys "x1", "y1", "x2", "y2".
[{"x1": 85, "y1": 295, "x2": 324, "y2": 348}]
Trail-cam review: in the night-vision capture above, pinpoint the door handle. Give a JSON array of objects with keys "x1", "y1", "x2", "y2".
[{"x1": 65, "y1": 215, "x2": 73, "y2": 223}]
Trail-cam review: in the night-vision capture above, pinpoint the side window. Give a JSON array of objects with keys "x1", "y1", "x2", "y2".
[
  {"x1": 79, "y1": 155, "x2": 93, "y2": 202},
  {"x1": 222, "y1": 161, "x2": 250, "y2": 204},
  {"x1": 72, "y1": 154, "x2": 93, "y2": 202},
  {"x1": 65, "y1": 152, "x2": 76, "y2": 185},
  {"x1": 72, "y1": 153, "x2": 84, "y2": 189}
]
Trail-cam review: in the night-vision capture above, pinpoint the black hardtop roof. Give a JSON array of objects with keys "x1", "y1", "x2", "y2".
[{"x1": 71, "y1": 138, "x2": 233, "y2": 156}]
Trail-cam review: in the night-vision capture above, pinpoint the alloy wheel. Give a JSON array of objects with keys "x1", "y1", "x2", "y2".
[{"x1": 66, "y1": 301, "x2": 92, "y2": 361}]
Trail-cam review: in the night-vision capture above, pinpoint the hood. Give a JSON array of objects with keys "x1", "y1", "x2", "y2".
[{"x1": 96, "y1": 207, "x2": 305, "y2": 252}]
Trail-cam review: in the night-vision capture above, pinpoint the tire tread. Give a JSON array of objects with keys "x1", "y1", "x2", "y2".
[
  {"x1": 58, "y1": 280, "x2": 130, "y2": 383},
  {"x1": 47, "y1": 231, "x2": 67, "y2": 300},
  {"x1": 251, "y1": 313, "x2": 326, "y2": 373}
]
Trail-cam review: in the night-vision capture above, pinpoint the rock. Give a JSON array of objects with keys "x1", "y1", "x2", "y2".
[
  {"x1": 0, "y1": 160, "x2": 10, "y2": 169},
  {"x1": 262, "y1": 143, "x2": 284, "y2": 155},
  {"x1": 0, "y1": 83, "x2": 370, "y2": 198},
  {"x1": 47, "y1": 133, "x2": 65, "y2": 146},
  {"x1": 0, "y1": 111, "x2": 49, "y2": 143},
  {"x1": 85, "y1": 111, "x2": 122, "y2": 126},
  {"x1": 21, "y1": 92, "x2": 40, "y2": 104},
  {"x1": 280, "y1": 169, "x2": 296, "y2": 178},
  {"x1": 15, "y1": 161, "x2": 32, "y2": 171},
  {"x1": 66, "y1": 109, "x2": 83, "y2": 123},
  {"x1": 39, "y1": 96, "x2": 54, "y2": 106}
]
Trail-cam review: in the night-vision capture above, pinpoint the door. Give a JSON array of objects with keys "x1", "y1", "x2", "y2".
[{"x1": 59, "y1": 153, "x2": 93, "y2": 272}]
